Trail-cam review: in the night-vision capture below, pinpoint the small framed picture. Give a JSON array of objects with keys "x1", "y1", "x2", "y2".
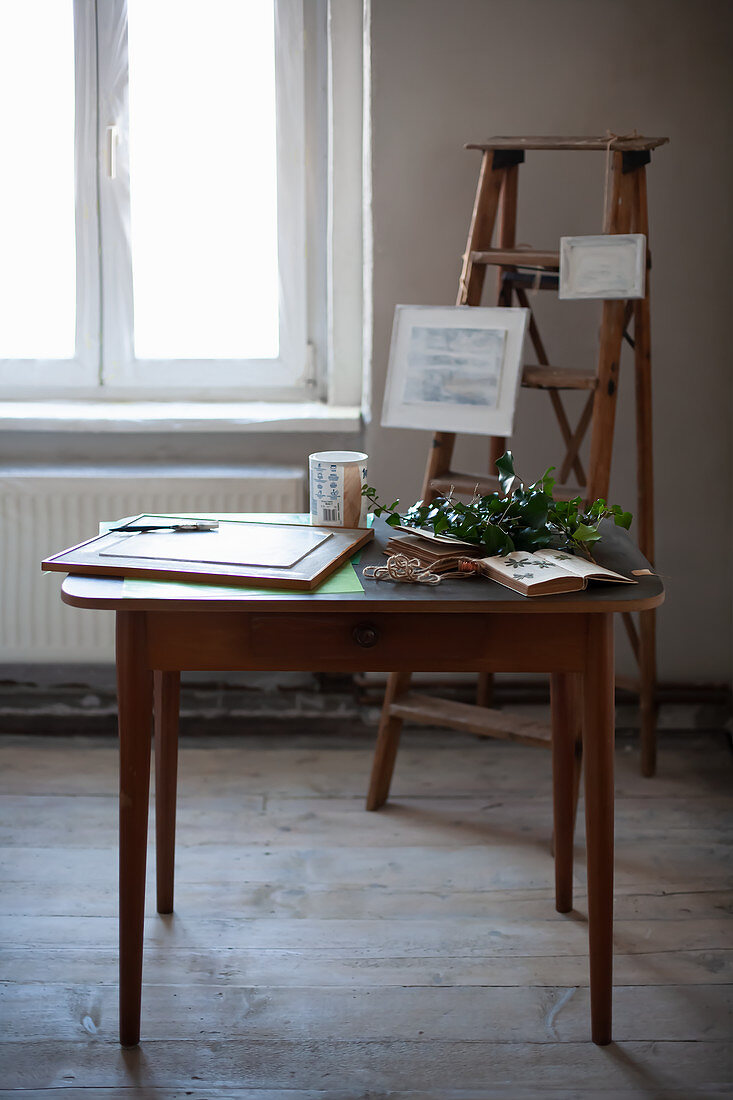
[
  {"x1": 381, "y1": 305, "x2": 529, "y2": 437},
  {"x1": 559, "y1": 234, "x2": 646, "y2": 300}
]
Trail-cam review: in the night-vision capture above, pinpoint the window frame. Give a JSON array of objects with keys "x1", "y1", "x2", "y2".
[
  {"x1": 97, "y1": 0, "x2": 310, "y2": 400},
  {"x1": 0, "y1": 0, "x2": 100, "y2": 393},
  {"x1": 0, "y1": 0, "x2": 324, "y2": 403}
]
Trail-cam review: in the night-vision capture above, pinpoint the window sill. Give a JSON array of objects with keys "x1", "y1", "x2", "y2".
[{"x1": 0, "y1": 401, "x2": 363, "y2": 434}]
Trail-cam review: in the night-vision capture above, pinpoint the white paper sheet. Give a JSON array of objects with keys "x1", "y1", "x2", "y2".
[{"x1": 101, "y1": 521, "x2": 331, "y2": 569}]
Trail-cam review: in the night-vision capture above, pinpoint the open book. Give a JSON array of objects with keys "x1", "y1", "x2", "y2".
[{"x1": 386, "y1": 531, "x2": 635, "y2": 596}]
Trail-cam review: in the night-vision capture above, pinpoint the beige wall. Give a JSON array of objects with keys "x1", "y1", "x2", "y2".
[
  {"x1": 365, "y1": 0, "x2": 733, "y2": 681},
  {"x1": 5, "y1": 1, "x2": 730, "y2": 682}
]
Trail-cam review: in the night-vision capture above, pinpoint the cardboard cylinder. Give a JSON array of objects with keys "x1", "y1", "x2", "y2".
[{"x1": 308, "y1": 451, "x2": 369, "y2": 528}]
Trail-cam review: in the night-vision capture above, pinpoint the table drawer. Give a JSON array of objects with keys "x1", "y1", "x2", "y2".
[
  {"x1": 146, "y1": 610, "x2": 585, "y2": 673},
  {"x1": 251, "y1": 612, "x2": 489, "y2": 671}
]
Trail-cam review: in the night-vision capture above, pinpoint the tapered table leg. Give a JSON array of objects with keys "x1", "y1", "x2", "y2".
[
  {"x1": 116, "y1": 611, "x2": 153, "y2": 1048},
  {"x1": 639, "y1": 609, "x2": 657, "y2": 777},
  {"x1": 366, "y1": 671, "x2": 412, "y2": 810},
  {"x1": 476, "y1": 672, "x2": 494, "y2": 708},
  {"x1": 154, "y1": 670, "x2": 180, "y2": 915},
  {"x1": 583, "y1": 613, "x2": 615, "y2": 1045},
  {"x1": 550, "y1": 672, "x2": 581, "y2": 913}
]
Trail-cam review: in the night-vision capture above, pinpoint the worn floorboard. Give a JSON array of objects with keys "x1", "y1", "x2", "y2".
[{"x1": 0, "y1": 731, "x2": 731, "y2": 1097}]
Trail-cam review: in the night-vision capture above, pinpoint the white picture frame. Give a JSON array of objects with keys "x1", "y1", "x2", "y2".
[
  {"x1": 381, "y1": 305, "x2": 529, "y2": 437},
  {"x1": 559, "y1": 234, "x2": 646, "y2": 300}
]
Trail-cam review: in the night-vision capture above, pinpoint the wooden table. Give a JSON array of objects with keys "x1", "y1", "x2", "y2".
[{"x1": 60, "y1": 519, "x2": 664, "y2": 1048}]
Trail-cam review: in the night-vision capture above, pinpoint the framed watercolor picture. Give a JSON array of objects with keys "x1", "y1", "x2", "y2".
[
  {"x1": 559, "y1": 234, "x2": 646, "y2": 300},
  {"x1": 381, "y1": 305, "x2": 529, "y2": 437}
]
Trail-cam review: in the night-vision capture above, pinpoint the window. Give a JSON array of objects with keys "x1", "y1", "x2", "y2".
[
  {"x1": 0, "y1": 0, "x2": 364, "y2": 407},
  {"x1": 0, "y1": 0, "x2": 93, "y2": 383}
]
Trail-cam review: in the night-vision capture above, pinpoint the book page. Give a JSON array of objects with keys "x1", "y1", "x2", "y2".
[
  {"x1": 389, "y1": 532, "x2": 482, "y2": 559},
  {"x1": 101, "y1": 522, "x2": 332, "y2": 569},
  {"x1": 394, "y1": 526, "x2": 477, "y2": 548},
  {"x1": 538, "y1": 548, "x2": 635, "y2": 584},
  {"x1": 481, "y1": 550, "x2": 582, "y2": 588}
]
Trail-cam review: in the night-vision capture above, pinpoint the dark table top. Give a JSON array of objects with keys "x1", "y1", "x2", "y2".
[{"x1": 60, "y1": 518, "x2": 664, "y2": 616}]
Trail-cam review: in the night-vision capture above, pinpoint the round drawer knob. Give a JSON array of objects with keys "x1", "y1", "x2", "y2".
[{"x1": 352, "y1": 622, "x2": 379, "y2": 648}]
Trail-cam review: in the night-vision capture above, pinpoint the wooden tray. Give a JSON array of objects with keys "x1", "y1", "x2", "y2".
[{"x1": 42, "y1": 515, "x2": 374, "y2": 591}]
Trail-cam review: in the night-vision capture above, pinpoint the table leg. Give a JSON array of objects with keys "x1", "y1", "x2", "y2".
[
  {"x1": 583, "y1": 612, "x2": 615, "y2": 1046},
  {"x1": 116, "y1": 611, "x2": 153, "y2": 1048},
  {"x1": 154, "y1": 671, "x2": 180, "y2": 915},
  {"x1": 550, "y1": 672, "x2": 581, "y2": 913},
  {"x1": 476, "y1": 672, "x2": 494, "y2": 707},
  {"x1": 366, "y1": 671, "x2": 412, "y2": 810},
  {"x1": 639, "y1": 608, "x2": 657, "y2": 777}
]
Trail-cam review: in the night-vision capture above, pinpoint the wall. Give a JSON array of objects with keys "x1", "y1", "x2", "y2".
[
  {"x1": 3, "y1": 0, "x2": 730, "y2": 683},
  {"x1": 365, "y1": 0, "x2": 733, "y2": 681}
]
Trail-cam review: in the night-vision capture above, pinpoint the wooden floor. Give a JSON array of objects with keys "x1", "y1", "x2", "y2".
[{"x1": 0, "y1": 727, "x2": 731, "y2": 1098}]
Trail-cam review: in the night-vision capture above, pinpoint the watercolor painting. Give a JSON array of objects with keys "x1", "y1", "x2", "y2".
[
  {"x1": 401, "y1": 325, "x2": 506, "y2": 408},
  {"x1": 382, "y1": 306, "x2": 529, "y2": 438},
  {"x1": 559, "y1": 234, "x2": 646, "y2": 300}
]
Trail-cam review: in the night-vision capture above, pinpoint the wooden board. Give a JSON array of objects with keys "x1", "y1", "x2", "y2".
[
  {"x1": 471, "y1": 248, "x2": 560, "y2": 268},
  {"x1": 388, "y1": 692, "x2": 552, "y2": 746},
  {"x1": 42, "y1": 515, "x2": 373, "y2": 592},
  {"x1": 466, "y1": 136, "x2": 670, "y2": 152},
  {"x1": 522, "y1": 365, "x2": 597, "y2": 390}
]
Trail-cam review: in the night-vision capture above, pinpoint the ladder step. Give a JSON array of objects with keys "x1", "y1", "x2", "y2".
[
  {"x1": 428, "y1": 473, "x2": 583, "y2": 501},
  {"x1": 467, "y1": 135, "x2": 669, "y2": 152},
  {"x1": 470, "y1": 248, "x2": 559, "y2": 268},
  {"x1": 522, "y1": 365, "x2": 597, "y2": 390},
  {"x1": 389, "y1": 692, "x2": 552, "y2": 748}
]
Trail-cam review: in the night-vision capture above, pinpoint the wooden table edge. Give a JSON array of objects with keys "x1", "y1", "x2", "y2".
[{"x1": 60, "y1": 577, "x2": 665, "y2": 615}]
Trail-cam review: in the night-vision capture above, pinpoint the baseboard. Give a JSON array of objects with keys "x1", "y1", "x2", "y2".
[{"x1": 0, "y1": 665, "x2": 730, "y2": 736}]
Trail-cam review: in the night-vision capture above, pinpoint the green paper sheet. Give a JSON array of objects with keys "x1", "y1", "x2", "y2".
[{"x1": 121, "y1": 561, "x2": 363, "y2": 599}]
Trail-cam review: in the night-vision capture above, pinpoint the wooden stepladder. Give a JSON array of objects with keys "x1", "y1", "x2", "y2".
[{"x1": 367, "y1": 136, "x2": 668, "y2": 807}]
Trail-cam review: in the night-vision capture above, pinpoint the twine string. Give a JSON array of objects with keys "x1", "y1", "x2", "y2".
[
  {"x1": 363, "y1": 553, "x2": 487, "y2": 586},
  {"x1": 602, "y1": 129, "x2": 640, "y2": 225},
  {"x1": 362, "y1": 553, "x2": 443, "y2": 586}
]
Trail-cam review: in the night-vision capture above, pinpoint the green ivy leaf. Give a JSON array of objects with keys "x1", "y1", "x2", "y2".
[
  {"x1": 360, "y1": 452, "x2": 632, "y2": 561},
  {"x1": 521, "y1": 492, "x2": 549, "y2": 530},
  {"x1": 539, "y1": 466, "x2": 556, "y2": 495},
  {"x1": 610, "y1": 506, "x2": 633, "y2": 529},
  {"x1": 572, "y1": 522, "x2": 603, "y2": 545},
  {"x1": 495, "y1": 451, "x2": 516, "y2": 495},
  {"x1": 480, "y1": 523, "x2": 514, "y2": 556}
]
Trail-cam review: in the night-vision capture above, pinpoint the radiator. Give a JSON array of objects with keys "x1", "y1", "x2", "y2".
[{"x1": 0, "y1": 465, "x2": 305, "y2": 662}]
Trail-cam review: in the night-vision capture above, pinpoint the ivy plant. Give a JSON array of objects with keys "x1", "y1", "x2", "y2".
[{"x1": 362, "y1": 451, "x2": 632, "y2": 558}]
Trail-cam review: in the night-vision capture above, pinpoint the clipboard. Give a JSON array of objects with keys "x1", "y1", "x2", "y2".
[{"x1": 42, "y1": 514, "x2": 374, "y2": 591}]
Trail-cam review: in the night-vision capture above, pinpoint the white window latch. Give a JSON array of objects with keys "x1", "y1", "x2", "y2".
[
  {"x1": 105, "y1": 125, "x2": 119, "y2": 179},
  {"x1": 305, "y1": 342, "x2": 318, "y2": 389}
]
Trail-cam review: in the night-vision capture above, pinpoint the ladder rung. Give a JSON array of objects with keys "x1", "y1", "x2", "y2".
[
  {"x1": 470, "y1": 248, "x2": 560, "y2": 268},
  {"x1": 428, "y1": 473, "x2": 583, "y2": 501},
  {"x1": 389, "y1": 692, "x2": 552, "y2": 748},
  {"x1": 522, "y1": 365, "x2": 597, "y2": 390}
]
